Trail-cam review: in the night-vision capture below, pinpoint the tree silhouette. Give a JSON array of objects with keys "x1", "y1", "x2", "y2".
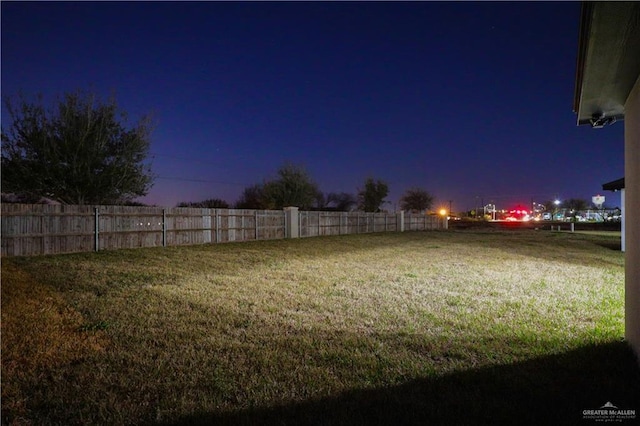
[
  {"x1": 327, "y1": 192, "x2": 358, "y2": 211},
  {"x1": 358, "y1": 178, "x2": 389, "y2": 212},
  {"x1": 400, "y1": 188, "x2": 434, "y2": 212},
  {"x1": 1, "y1": 91, "x2": 154, "y2": 204},
  {"x1": 262, "y1": 163, "x2": 319, "y2": 209},
  {"x1": 177, "y1": 198, "x2": 230, "y2": 208},
  {"x1": 235, "y1": 184, "x2": 267, "y2": 209}
]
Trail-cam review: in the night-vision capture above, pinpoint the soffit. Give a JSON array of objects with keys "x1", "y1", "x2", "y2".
[{"x1": 574, "y1": 2, "x2": 640, "y2": 126}]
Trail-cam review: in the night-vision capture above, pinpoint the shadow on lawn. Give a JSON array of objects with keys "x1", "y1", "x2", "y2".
[
  {"x1": 593, "y1": 240, "x2": 623, "y2": 251},
  {"x1": 168, "y1": 341, "x2": 639, "y2": 426}
]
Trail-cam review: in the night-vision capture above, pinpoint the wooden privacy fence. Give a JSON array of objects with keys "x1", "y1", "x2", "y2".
[
  {"x1": 404, "y1": 212, "x2": 448, "y2": 232},
  {"x1": 298, "y1": 211, "x2": 446, "y2": 237},
  {"x1": 1, "y1": 205, "x2": 285, "y2": 256},
  {"x1": 1, "y1": 204, "x2": 447, "y2": 256}
]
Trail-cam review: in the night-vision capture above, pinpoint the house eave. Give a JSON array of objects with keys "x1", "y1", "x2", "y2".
[
  {"x1": 602, "y1": 177, "x2": 625, "y2": 192},
  {"x1": 573, "y1": 2, "x2": 640, "y2": 127}
]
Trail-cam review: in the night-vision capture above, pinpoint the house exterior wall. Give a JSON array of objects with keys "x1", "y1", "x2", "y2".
[
  {"x1": 622, "y1": 189, "x2": 626, "y2": 252},
  {"x1": 624, "y1": 73, "x2": 640, "y2": 357}
]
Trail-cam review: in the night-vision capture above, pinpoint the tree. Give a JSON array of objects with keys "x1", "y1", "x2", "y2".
[
  {"x1": 313, "y1": 191, "x2": 357, "y2": 211},
  {"x1": 1, "y1": 91, "x2": 154, "y2": 205},
  {"x1": 262, "y1": 163, "x2": 319, "y2": 209},
  {"x1": 358, "y1": 178, "x2": 389, "y2": 212},
  {"x1": 562, "y1": 198, "x2": 589, "y2": 211},
  {"x1": 400, "y1": 188, "x2": 434, "y2": 212},
  {"x1": 327, "y1": 192, "x2": 357, "y2": 211},
  {"x1": 177, "y1": 198, "x2": 230, "y2": 208},
  {"x1": 562, "y1": 198, "x2": 589, "y2": 221},
  {"x1": 313, "y1": 191, "x2": 328, "y2": 210},
  {"x1": 541, "y1": 200, "x2": 563, "y2": 219},
  {"x1": 235, "y1": 184, "x2": 267, "y2": 209}
]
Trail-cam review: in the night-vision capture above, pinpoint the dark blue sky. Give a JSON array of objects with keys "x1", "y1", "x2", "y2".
[{"x1": 1, "y1": 2, "x2": 624, "y2": 211}]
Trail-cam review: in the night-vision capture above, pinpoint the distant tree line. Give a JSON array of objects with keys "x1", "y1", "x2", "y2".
[
  {"x1": 176, "y1": 198, "x2": 230, "y2": 209},
  {"x1": 233, "y1": 163, "x2": 382, "y2": 211},
  {"x1": 180, "y1": 162, "x2": 435, "y2": 213}
]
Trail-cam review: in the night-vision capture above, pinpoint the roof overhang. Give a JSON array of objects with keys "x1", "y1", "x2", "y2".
[
  {"x1": 573, "y1": 2, "x2": 640, "y2": 127},
  {"x1": 603, "y1": 177, "x2": 625, "y2": 191}
]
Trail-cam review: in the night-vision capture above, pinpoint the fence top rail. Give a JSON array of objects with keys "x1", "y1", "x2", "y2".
[
  {"x1": 3, "y1": 204, "x2": 410, "y2": 214},
  {"x1": 1, "y1": 211, "x2": 96, "y2": 217}
]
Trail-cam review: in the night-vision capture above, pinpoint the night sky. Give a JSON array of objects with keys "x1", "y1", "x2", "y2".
[{"x1": 1, "y1": 2, "x2": 624, "y2": 212}]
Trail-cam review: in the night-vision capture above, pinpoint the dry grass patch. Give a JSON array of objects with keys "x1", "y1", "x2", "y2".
[
  {"x1": 1, "y1": 230, "x2": 635, "y2": 425},
  {"x1": 1, "y1": 264, "x2": 109, "y2": 423}
]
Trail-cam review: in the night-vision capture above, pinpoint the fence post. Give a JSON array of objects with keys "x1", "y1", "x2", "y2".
[
  {"x1": 284, "y1": 206, "x2": 299, "y2": 238},
  {"x1": 94, "y1": 207, "x2": 99, "y2": 252},
  {"x1": 41, "y1": 209, "x2": 46, "y2": 255},
  {"x1": 255, "y1": 210, "x2": 259, "y2": 240},
  {"x1": 399, "y1": 210, "x2": 405, "y2": 232},
  {"x1": 285, "y1": 210, "x2": 289, "y2": 237},
  {"x1": 215, "y1": 209, "x2": 220, "y2": 243},
  {"x1": 211, "y1": 210, "x2": 215, "y2": 243},
  {"x1": 162, "y1": 209, "x2": 167, "y2": 247}
]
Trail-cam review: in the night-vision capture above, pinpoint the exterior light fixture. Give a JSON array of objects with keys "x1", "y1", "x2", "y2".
[{"x1": 590, "y1": 112, "x2": 618, "y2": 128}]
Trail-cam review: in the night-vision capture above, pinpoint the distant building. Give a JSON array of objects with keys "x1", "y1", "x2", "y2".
[
  {"x1": 574, "y1": 2, "x2": 640, "y2": 359},
  {"x1": 602, "y1": 178, "x2": 625, "y2": 252}
]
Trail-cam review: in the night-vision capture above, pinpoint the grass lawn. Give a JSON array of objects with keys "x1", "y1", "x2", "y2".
[{"x1": 2, "y1": 230, "x2": 638, "y2": 425}]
